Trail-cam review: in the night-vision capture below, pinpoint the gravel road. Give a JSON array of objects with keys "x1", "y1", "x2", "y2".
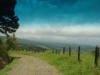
[{"x1": 7, "y1": 55, "x2": 61, "y2": 75}]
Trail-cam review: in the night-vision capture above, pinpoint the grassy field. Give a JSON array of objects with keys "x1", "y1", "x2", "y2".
[
  {"x1": 9, "y1": 50, "x2": 100, "y2": 75},
  {"x1": 0, "y1": 58, "x2": 18, "y2": 75}
]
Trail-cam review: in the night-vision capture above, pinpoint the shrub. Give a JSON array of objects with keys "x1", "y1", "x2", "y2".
[{"x1": 0, "y1": 38, "x2": 10, "y2": 69}]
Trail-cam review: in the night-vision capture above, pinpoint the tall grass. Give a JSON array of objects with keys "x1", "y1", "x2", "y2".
[
  {"x1": 0, "y1": 58, "x2": 18, "y2": 75},
  {"x1": 9, "y1": 50, "x2": 100, "y2": 75}
]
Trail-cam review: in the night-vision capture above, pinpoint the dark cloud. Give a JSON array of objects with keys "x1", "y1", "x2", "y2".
[{"x1": 15, "y1": 0, "x2": 100, "y2": 26}]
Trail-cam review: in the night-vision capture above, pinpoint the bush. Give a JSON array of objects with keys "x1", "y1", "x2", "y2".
[
  {"x1": 6, "y1": 34, "x2": 18, "y2": 50},
  {"x1": 0, "y1": 37, "x2": 10, "y2": 69}
]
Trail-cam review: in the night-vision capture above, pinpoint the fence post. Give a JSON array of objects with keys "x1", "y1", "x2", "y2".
[
  {"x1": 55, "y1": 50, "x2": 58, "y2": 54},
  {"x1": 57, "y1": 50, "x2": 60, "y2": 54},
  {"x1": 94, "y1": 46, "x2": 99, "y2": 67},
  {"x1": 63, "y1": 47, "x2": 66, "y2": 54},
  {"x1": 52, "y1": 49, "x2": 54, "y2": 54},
  {"x1": 78, "y1": 46, "x2": 81, "y2": 62},
  {"x1": 69, "y1": 46, "x2": 72, "y2": 56}
]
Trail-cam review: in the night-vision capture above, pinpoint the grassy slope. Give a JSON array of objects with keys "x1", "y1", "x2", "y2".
[
  {"x1": 0, "y1": 58, "x2": 18, "y2": 75},
  {"x1": 9, "y1": 50, "x2": 100, "y2": 75}
]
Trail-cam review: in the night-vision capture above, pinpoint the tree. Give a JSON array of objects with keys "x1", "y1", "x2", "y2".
[
  {"x1": 0, "y1": 0, "x2": 19, "y2": 37},
  {"x1": 12, "y1": 33, "x2": 18, "y2": 49},
  {"x1": 0, "y1": 0, "x2": 19, "y2": 68},
  {"x1": 6, "y1": 33, "x2": 18, "y2": 50},
  {"x1": 6, "y1": 37, "x2": 14, "y2": 50}
]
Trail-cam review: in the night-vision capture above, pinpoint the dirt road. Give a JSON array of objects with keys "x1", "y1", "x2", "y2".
[{"x1": 7, "y1": 55, "x2": 61, "y2": 75}]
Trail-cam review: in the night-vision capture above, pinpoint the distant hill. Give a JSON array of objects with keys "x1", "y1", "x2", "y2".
[
  {"x1": 17, "y1": 38, "x2": 96, "y2": 52},
  {"x1": 0, "y1": 36, "x2": 49, "y2": 52},
  {"x1": 17, "y1": 38, "x2": 50, "y2": 52},
  {"x1": 0, "y1": 36, "x2": 96, "y2": 52}
]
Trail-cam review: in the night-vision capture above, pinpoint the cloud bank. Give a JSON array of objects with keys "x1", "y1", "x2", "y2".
[{"x1": 16, "y1": 26, "x2": 100, "y2": 45}]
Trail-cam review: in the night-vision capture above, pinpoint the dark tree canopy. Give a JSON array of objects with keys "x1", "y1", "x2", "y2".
[{"x1": 0, "y1": 0, "x2": 19, "y2": 37}]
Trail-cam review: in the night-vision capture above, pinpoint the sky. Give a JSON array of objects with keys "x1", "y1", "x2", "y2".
[{"x1": 15, "y1": 0, "x2": 100, "y2": 45}]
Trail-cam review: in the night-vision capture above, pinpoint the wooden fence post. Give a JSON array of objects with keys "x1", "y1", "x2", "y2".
[
  {"x1": 57, "y1": 50, "x2": 60, "y2": 54},
  {"x1": 78, "y1": 46, "x2": 81, "y2": 62},
  {"x1": 52, "y1": 49, "x2": 54, "y2": 54},
  {"x1": 63, "y1": 47, "x2": 66, "y2": 54},
  {"x1": 56, "y1": 50, "x2": 58, "y2": 54},
  {"x1": 69, "y1": 46, "x2": 72, "y2": 56},
  {"x1": 94, "y1": 46, "x2": 99, "y2": 67}
]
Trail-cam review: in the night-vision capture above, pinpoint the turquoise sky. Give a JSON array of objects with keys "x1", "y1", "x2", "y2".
[{"x1": 15, "y1": 0, "x2": 100, "y2": 27}]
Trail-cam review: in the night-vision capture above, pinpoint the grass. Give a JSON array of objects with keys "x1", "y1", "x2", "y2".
[
  {"x1": 0, "y1": 58, "x2": 18, "y2": 75},
  {"x1": 9, "y1": 50, "x2": 100, "y2": 75}
]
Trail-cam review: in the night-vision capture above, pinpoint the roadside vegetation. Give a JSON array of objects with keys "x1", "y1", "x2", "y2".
[
  {"x1": 0, "y1": 58, "x2": 18, "y2": 75},
  {"x1": 0, "y1": 38, "x2": 10, "y2": 70},
  {"x1": 0, "y1": 34, "x2": 18, "y2": 72}
]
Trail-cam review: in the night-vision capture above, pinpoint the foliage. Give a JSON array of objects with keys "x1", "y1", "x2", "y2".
[
  {"x1": 6, "y1": 33, "x2": 18, "y2": 50},
  {"x1": 0, "y1": 0, "x2": 19, "y2": 36},
  {"x1": 0, "y1": 58, "x2": 18, "y2": 75},
  {"x1": 0, "y1": 38, "x2": 10, "y2": 69},
  {"x1": 0, "y1": 0, "x2": 19, "y2": 73}
]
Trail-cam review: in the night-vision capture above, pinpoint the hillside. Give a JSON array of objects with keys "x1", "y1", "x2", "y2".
[
  {"x1": 0, "y1": 36, "x2": 96, "y2": 52},
  {"x1": 17, "y1": 38, "x2": 96, "y2": 52}
]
